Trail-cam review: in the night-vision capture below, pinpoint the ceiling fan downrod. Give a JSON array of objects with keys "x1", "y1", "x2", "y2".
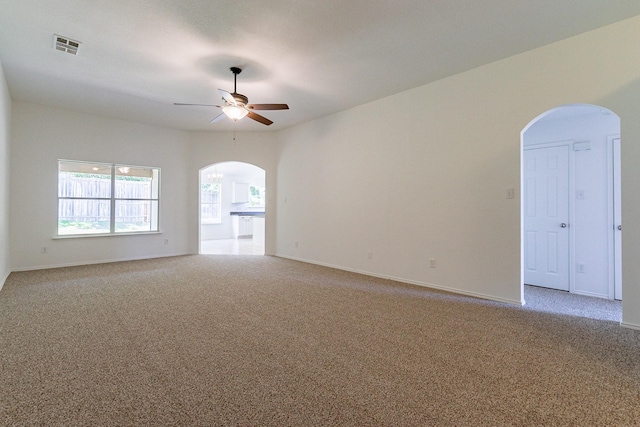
[{"x1": 230, "y1": 67, "x2": 242, "y2": 94}]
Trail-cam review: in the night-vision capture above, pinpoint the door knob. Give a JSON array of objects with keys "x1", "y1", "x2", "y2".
[
  {"x1": 560, "y1": 223, "x2": 567, "y2": 228},
  {"x1": 618, "y1": 225, "x2": 622, "y2": 231}
]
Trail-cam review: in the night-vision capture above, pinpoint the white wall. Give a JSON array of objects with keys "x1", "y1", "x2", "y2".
[
  {"x1": 524, "y1": 111, "x2": 619, "y2": 298},
  {"x1": 0, "y1": 60, "x2": 11, "y2": 287},
  {"x1": 275, "y1": 15, "x2": 640, "y2": 327},
  {"x1": 189, "y1": 132, "x2": 277, "y2": 255},
  {"x1": 10, "y1": 102, "x2": 192, "y2": 270}
]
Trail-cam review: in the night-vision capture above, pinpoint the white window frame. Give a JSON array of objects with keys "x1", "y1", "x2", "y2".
[{"x1": 57, "y1": 160, "x2": 160, "y2": 236}]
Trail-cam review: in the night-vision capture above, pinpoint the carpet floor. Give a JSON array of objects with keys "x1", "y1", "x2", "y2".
[
  {"x1": 524, "y1": 283, "x2": 622, "y2": 322},
  {"x1": 1, "y1": 255, "x2": 638, "y2": 426}
]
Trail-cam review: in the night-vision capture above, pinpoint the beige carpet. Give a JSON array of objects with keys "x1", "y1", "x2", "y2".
[{"x1": 1, "y1": 255, "x2": 638, "y2": 426}]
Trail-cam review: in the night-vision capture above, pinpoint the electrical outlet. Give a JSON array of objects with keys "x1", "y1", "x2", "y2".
[
  {"x1": 429, "y1": 258, "x2": 436, "y2": 268},
  {"x1": 41, "y1": 246, "x2": 48, "y2": 254},
  {"x1": 367, "y1": 251, "x2": 373, "y2": 259},
  {"x1": 577, "y1": 263, "x2": 585, "y2": 273},
  {"x1": 295, "y1": 241, "x2": 299, "y2": 248},
  {"x1": 164, "y1": 239, "x2": 169, "y2": 245}
]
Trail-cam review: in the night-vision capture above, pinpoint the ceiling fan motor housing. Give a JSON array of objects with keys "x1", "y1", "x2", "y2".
[{"x1": 232, "y1": 93, "x2": 249, "y2": 106}]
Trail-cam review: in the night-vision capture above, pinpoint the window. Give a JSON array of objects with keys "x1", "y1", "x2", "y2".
[
  {"x1": 201, "y1": 182, "x2": 222, "y2": 224},
  {"x1": 58, "y1": 160, "x2": 160, "y2": 236},
  {"x1": 249, "y1": 185, "x2": 265, "y2": 208}
]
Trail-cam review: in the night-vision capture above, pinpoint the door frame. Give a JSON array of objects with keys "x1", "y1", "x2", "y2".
[
  {"x1": 520, "y1": 104, "x2": 622, "y2": 308},
  {"x1": 198, "y1": 161, "x2": 267, "y2": 255},
  {"x1": 607, "y1": 135, "x2": 622, "y2": 300}
]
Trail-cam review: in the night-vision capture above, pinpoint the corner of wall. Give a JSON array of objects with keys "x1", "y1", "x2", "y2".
[{"x1": 0, "y1": 58, "x2": 12, "y2": 289}]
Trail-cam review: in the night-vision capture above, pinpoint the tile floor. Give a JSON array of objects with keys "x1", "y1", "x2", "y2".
[{"x1": 200, "y1": 238, "x2": 264, "y2": 255}]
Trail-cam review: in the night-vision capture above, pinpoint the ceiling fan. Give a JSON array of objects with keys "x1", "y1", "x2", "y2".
[{"x1": 174, "y1": 67, "x2": 289, "y2": 126}]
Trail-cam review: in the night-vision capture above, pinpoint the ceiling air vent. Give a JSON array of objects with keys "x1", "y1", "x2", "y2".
[{"x1": 53, "y1": 34, "x2": 81, "y2": 55}]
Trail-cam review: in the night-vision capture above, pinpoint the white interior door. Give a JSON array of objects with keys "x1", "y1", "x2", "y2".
[
  {"x1": 524, "y1": 146, "x2": 570, "y2": 291},
  {"x1": 613, "y1": 138, "x2": 622, "y2": 300}
]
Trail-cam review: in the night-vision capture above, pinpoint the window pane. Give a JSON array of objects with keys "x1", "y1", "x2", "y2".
[
  {"x1": 115, "y1": 200, "x2": 158, "y2": 232},
  {"x1": 201, "y1": 183, "x2": 221, "y2": 224},
  {"x1": 115, "y1": 166, "x2": 158, "y2": 199},
  {"x1": 249, "y1": 185, "x2": 265, "y2": 207},
  {"x1": 58, "y1": 199, "x2": 111, "y2": 235},
  {"x1": 58, "y1": 161, "x2": 160, "y2": 236},
  {"x1": 58, "y1": 161, "x2": 111, "y2": 198}
]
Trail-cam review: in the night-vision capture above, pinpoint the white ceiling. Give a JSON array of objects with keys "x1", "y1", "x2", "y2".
[{"x1": 1, "y1": 1, "x2": 639, "y2": 132}]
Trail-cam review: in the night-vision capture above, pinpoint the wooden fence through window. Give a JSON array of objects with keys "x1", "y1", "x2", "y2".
[{"x1": 58, "y1": 174, "x2": 153, "y2": 224}]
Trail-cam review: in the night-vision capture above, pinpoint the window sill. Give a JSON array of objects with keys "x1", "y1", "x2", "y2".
[{"x1": 53, "y1": 231, "x2": 162, "y2": 239}]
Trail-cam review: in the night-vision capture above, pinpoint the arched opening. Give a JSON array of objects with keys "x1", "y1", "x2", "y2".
[
  {"x1": 520, "y1": 104, "x2": 622, "y2": 321},
  {"x1": 199, "y1": 161, "x2": 266, "y2": 255}
]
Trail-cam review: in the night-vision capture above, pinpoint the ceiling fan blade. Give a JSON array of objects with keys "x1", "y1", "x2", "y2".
[
  {"x1": 247, "y1": 111, "x2": 273, "y2": 126},
  {"x1": 210, "y1": 113, "x2": 226, "y2": 124},
  {"x1": 246, "y1": 103, "x2": 289, "y2": 110},
  {"x1": 174, "y1": 103, "x2": 221, "y2": 107},
  {"x1": 219, "y1": 89, "x2": 237, "y2": 105}
]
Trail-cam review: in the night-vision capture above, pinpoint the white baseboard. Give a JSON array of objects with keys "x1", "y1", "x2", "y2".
[
  {"x1": 10, "y1": 252, "x2": 191, "y2": 273},
  {"x1": 275, "y1": 253, "x2": 522, "y2": 306},
  {"x1": 620, "y1": 321, "x2": 640, "y2": 331},
  {"x1": 0, "y1": 269, "x2": 10, "y2": 292}
]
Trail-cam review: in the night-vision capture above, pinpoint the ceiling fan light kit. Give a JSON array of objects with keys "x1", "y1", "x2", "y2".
[
  {"x1": 174, "y1": 66, "x2": 289, "y2": 126},
  {"x1": 222, "y1": 105, "x2": 249, "y2": 121}
]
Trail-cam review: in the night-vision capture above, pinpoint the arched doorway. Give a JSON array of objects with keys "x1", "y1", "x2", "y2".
[
  {"x1": 199, "y1": 161, "x2": 266, "y2": 255},
  {"x1": 520, "y1": 104, "x2": 622, "y2": 320}
]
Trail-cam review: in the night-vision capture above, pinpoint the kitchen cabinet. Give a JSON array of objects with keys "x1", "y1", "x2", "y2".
[
  {"x1": 232, "y1": 215, "x2": 253, "y2": 238},
  {"x1": 232, "y1": 182, "x2": 249, "y2": 203}
]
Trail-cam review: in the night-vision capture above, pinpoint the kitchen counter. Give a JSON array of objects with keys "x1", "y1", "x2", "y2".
[{"x1": 230, "y1": 211, "x2": 265, "y2": 217}]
